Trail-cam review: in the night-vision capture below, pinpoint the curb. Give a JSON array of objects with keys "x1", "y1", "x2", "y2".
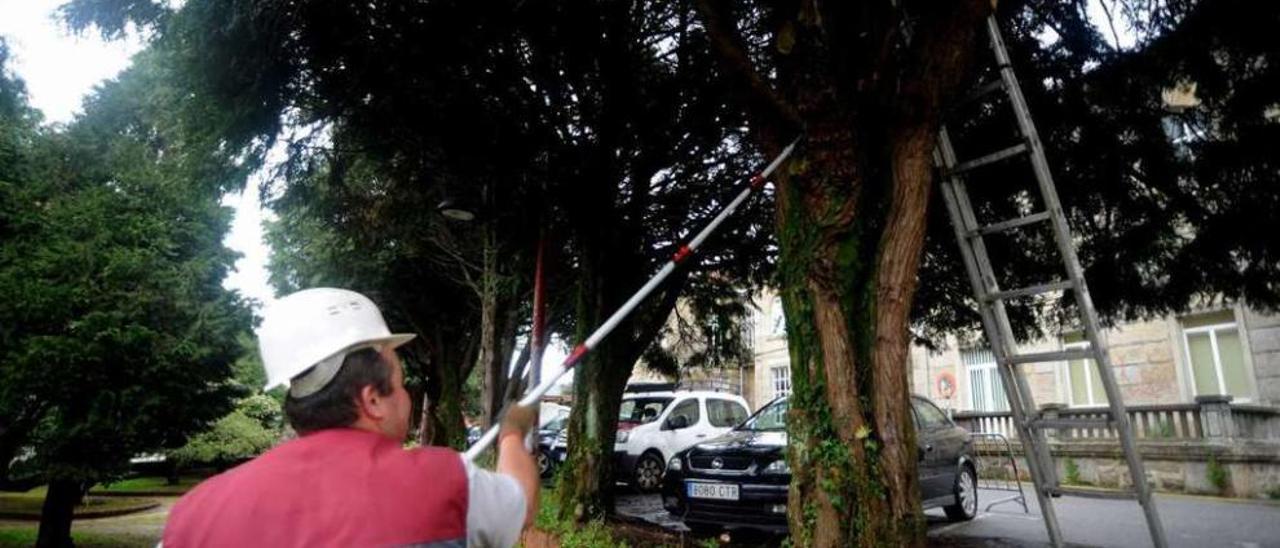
[
  {"x1": 0, "y1": 501, "x2": 160, "y2": 521},
  {"x1": 88, "y1": 490, "x2": 187, "y2": 497}
]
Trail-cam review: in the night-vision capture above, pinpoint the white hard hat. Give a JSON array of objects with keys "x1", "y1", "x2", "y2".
[{"x1": 259, "y1": 288, "x2": 415, "y2": 397}]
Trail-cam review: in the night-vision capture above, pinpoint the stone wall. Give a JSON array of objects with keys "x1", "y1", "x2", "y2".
[
  {"x1": 1244, "y1": 308, "x2": 1280, "y2": 405},
  {"x1": 1099, "y1": 319, "x2": 1182, "y2": 405},
  {"x1": 973, "y1": 440, "x2": 1280, "y2": 499}
]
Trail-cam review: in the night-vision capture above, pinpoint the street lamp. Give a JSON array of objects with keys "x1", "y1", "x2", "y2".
[{"x1": 436, "y1": 197, "x2": 477, "y2": 222}]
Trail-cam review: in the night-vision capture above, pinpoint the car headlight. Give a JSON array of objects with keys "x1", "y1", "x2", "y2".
[
  {"x1": 668, "y1": 456, "x2": 682, "y2": 472},
  {"x1": 762, "y1": 459, "x2": 790, "y2": 474},
  {"x1": 616, "y1": 431, "x2": 630, "y2": 444}
]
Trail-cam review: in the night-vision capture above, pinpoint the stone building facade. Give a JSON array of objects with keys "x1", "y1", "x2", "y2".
[{"x1": 736, "y1": 290, "x2": 1280, "y2": 413}]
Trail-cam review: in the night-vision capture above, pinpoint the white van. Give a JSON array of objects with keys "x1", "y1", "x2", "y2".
[{"x1": 613, "y1": 390, "x2": 750, "y2": 491}]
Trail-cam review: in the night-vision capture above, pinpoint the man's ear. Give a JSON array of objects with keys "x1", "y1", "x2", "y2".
[{"x1": 356, "y1": 384, "x2": 388, "y2": 421}]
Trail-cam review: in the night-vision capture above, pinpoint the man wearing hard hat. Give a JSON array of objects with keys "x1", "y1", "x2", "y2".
[{"x1": 162, "y1": 288, "x2": 539, "y2": 547}]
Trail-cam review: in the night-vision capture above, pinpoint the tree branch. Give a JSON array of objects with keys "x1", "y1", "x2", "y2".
[{"x1": 693, "y1": 0, "x2": 803, "y2": 134}]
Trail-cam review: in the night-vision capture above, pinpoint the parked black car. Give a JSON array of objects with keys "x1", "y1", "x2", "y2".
[
  {"x1": 662, "y1": 395, "x2": 977, "y2": 535},
  {"x1": 537, "y1": 414, "x2": 569, "y2": 478}
]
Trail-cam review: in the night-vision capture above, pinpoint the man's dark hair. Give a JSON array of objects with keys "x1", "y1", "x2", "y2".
[{"x1": 283, "y1": 348, "x2": 393, "y2": 435}]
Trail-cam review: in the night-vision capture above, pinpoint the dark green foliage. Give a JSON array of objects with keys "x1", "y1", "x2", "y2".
[
  {"x1": 56, "y1": 1, "x2": 1280, "y2": 538},
  {"x1": 915, "y1": 0, "x2": 1280, "y2": 345},
  {"x1": 0, "y1": 45, "x2": 252, "y2": 545}
]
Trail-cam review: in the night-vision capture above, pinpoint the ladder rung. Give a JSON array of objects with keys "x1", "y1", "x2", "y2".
[
  {"x1": 1002, "y1": 348, "x2": 1095, "y2": 365},
  {"x1": 1030, "y1": 417, "x2": 1112, "y2": 430},
  {"x1": 970, "y1": 211, "x2": 1051, "y2": 237},
  {"x1": 982, "y1": 280, "x2": 1074, "y2": 302},
  {"x1": 947, "y1": 142, "x2": 1028, "y2": 175},
  {"x1": 1048, "y1": 486, "x2": 1136, "y2": 500},
  {"x1": 957, "y1": 79, "x2": 1005, "y2": 107}
]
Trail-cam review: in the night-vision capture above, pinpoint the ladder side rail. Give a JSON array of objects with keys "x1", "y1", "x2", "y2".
[
  {"x1": 935, "y1": 134, "x2": 1066, "y2": 548},
  {"x1": 984, "y1": 16, "x2": 1168, "y2": 548},
  {"x1": 945, "y1": 148, "x2": 1061, "y2": 497}
]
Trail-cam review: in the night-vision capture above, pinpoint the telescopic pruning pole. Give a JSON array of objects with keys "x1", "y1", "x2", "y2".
[{"x1": 463, "y1": 137, "x2": 801, "y2": 462}]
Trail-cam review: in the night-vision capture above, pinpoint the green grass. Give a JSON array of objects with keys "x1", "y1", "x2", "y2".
[
  {"x1": 0, "y1": 526, "x2": 156, "y2": 548},
  {"x1": 0, "y1": 492, "x2": 157, "y2": 519},
  {"x1": 94, "y1": 476, "x2": 203, "y2": 495},
  {"x1": 0, "y1": 486, "x2": 157, "y2": 519},
  {"x1": 532, "y1": 487, "x2": 628, "y2": 548}
]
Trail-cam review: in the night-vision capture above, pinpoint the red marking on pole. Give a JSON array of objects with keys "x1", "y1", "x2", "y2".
[
  {"x1": 530, "y1": 236, "x2": 547, "y2": 359},
  {"x1": 562, "y1": 344, "x2": 589, "y2": 368},
  {"x1": 672, "y1": 244, "x2": 693, "y2": 263},
  {"x1": 749, "y1": 174, "x2": 765, "y2": 189}
]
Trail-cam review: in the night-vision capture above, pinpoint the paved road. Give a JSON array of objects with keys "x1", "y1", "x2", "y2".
[
  {"x1": 929, "y1": 487, "x2": 1280, "y2": 548},
  {"x1": 617, "y1": 487, "x2": 1280, "y2": 547}
]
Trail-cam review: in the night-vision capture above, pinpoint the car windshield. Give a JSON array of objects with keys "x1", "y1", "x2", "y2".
[
  {"x1": 542, "y1": 415, "x2": 568, "y2": 432},
  {"x1": 738, "y1": 398, "x2": 788, "y2": 431},
  {"x1": 618, "y1": 397, "x2": 673, "y2": 424}
]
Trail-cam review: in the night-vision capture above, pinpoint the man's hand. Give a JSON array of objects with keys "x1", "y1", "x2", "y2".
[
  {"x1": 499, "y1": 404, "x2": 539, "y2": 441},
  {"x1": 495, "y1": 403, "x2": 540, "y2": 529}
]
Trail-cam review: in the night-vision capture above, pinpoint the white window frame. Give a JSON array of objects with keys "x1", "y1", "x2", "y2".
[
  {"x1": 1061, "y1": 341, "x2": 1107, "y2": 408},
  {"x1": 770, "y1": 365, "x2": 791, "y2": 400},
  {"x1": 962, "y1": 348, "x2": 1008, "y2": 412},
  {"x1": 1181, "y1": 321, "x2": 1253, "y2": 401},
  {"x1": 768, "y1": 297, "x2": 786, "y2": 339}
]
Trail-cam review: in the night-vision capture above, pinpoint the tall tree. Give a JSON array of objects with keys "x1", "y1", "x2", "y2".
[
  {"x1": 694, "y1": 0, "x2": 1280, "y2": 544},
  {"x1": 0, "y1": 48, "x2": 252, "y2": 546},
  {"x1": 60, "y1": 1, "x2": 776, "y2": 519},
  {"x1": 60, "y1": 2, "x2": 1280, "y2": 544}
]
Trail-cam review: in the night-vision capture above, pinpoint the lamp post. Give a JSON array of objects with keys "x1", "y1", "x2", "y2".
[{"x1": 436, "y1": 193, "x2": 548, "y2": 426}]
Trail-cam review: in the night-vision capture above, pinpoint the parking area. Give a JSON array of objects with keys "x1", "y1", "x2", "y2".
[{"x1": 616, "y1": 488, "x2": 1280, "y2": 547}]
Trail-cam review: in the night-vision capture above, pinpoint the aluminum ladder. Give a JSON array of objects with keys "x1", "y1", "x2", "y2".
[{"x1": 933, "y1": 15, "x2": 1169, "y2": 548}]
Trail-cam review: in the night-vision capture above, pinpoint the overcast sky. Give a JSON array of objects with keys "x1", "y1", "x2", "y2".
[
  {"x1": 0, "y1": 0, "x2": 277, "y2": 313},
  {"x1": 0, "y1": 0, "x2": 572, "y2": 389}
]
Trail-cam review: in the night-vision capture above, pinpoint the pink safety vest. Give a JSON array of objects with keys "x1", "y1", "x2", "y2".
[{"x1": 163, "y1": 428, "x2": 468, "y2": 547}]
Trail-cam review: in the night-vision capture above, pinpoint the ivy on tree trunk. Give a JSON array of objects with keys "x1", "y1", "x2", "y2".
[{"x1": 699, "y1": 1, "x2": 990, "y2": 545}]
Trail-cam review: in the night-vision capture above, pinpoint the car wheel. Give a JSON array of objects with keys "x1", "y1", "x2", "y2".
[
  {"x1": 944, "y1": 464, "x2": 978, "y2": 521},
  {"x1": 538, "y1": 449, "x2": 555, "y2": 478},
  {"x1": 633, "y1": 452, "x2": 665, "y2": 492}
]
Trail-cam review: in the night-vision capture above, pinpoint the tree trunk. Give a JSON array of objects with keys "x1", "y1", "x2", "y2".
[
  {"x1": 36, "y1": 479, "x2": 81, "y2": 548},
  {"x1": 555, "y1": 341, "x2": 636, "y2": 521},
  {"x1": 418, "y1": 328, "x2": 478, "y2": 449},
  {"x1": 697, "y1": 1, "x2": 990, "y2": 545},
  {"x1": 554, "y1": 246, "x2": 686, "y2": 521},
  {"x1": 478, "y1": 232, "x2": 505, "y2": 430}
]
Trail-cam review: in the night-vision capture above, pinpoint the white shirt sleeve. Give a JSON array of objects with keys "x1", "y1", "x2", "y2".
[{"x1": 462, "y1": 458, "x2": 528, "y2": 548}]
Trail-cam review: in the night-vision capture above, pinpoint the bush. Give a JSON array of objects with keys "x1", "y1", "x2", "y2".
[
  {"x1": 167, "y1": 395, "x2": 282, "y2": 468},
  {"x1": 1063, "y1": 457, "x2": 1081, "y2": 485},
  {"x1": 1206, "y1": 456, "x2": 1230, "y2": 495}
]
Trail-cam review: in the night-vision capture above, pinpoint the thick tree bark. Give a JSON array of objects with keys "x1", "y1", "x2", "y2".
[
  {"x1": 417, "y1": 326, "x2": 478, "y2": 449},
  {"x1": 698, "y1": 1, "x2": 989, "y2": 545},
  {"x1": 36, "y1": 479, "x2": 81, "y2": 548},
  {"x1": 555, "y1": 254, "x2": 687, "y2": 521}
]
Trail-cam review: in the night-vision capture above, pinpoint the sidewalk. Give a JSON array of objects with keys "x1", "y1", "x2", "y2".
[{"x1": 929, "y1": 488, "x2": 1280, "y2": 548}]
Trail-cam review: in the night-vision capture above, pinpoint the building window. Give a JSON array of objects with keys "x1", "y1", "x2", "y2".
[
  {"x1": 1062, "y1": 334, "x2": 1107, "y2": 407},
  {"x1": 769, "y1": 297, "x2": 786, "y2": 338},
  {"x1": 770, "y1": 365, "x2": 791, "y2": 400},
  {"x1": 962, "y1": 347, "x2": 1009, "y2": 412},
  {"x1": 1181, "y1": 311, "x2": 1252, "y2": 399}
]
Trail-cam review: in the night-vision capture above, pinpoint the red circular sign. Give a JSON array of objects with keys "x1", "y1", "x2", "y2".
[{"x1": 936, "y1": 372, "x2": 956, "y2": 399}]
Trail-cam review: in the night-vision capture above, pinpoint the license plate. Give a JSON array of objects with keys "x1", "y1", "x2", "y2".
[{"x1": 687, "y1": 482, "x2": 739, "y2": 501}]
